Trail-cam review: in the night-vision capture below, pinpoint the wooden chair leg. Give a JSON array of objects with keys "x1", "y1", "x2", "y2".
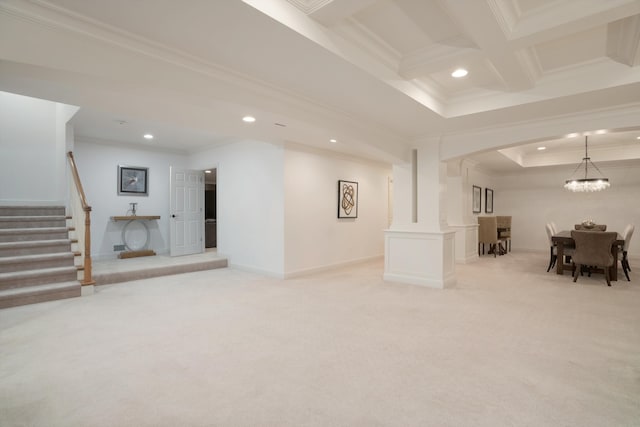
[
  {"x1": 623, "y1": 259, "x2": 630, "y2": 281},
  {"x1": 624, "y1": 252, "x2": 631, "y2": 271},
  {"x1": 547, "y1": 247, "x2": 555, "y2": 272},
  {"x1": 573, "y1": 263, "x2": 580, "y2": 282},
  {"x1": 605, "y1": 266, "x2": 611, "y2": 287}
]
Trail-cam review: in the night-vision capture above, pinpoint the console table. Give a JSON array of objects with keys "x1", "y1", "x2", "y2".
[{"x1": 110, "y1": 215, "x2": 161, "y2": 258}]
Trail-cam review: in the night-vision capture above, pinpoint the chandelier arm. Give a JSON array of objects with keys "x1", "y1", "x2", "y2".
[
  {"x1": 566, "y1": 161, "x2": 586, "y2": 179},
  {"x1": 586, "y1": 159, "x2": 607, "y2": 178}
]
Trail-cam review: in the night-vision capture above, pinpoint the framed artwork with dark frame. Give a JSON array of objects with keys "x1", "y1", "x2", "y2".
[
  {"x1": 472, "y1": 185, "x2": 482, "y2": 213},
  {"x1": 338, "y1": 180, "x2": 358, "y2": 218},
  {"x1": 485, "y1": 188, "x2": 494, "y2": 213},
  {"x1": 118, "y1": 165, "x2": 149, "y2": 196}
]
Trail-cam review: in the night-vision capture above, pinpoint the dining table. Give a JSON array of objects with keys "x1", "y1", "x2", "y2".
[{"x1": 551, "y1": 230, "x2": 624, "y2": 280}]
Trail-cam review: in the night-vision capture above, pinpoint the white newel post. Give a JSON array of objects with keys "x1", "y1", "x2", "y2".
[{"x1": 384, "y1": 138, "x2": 457, "y2": 289}]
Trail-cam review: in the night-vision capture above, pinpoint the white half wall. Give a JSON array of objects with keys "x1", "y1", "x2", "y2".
[
  {"x1": 74, "y1": 140, "x2": 188, "y2": 260},
  {"x1": 283, "y1": 145, "x2": 391, "y2": 277},
  {"x1": 188, "y1": 140, "x2": 285, "y2": 277}
]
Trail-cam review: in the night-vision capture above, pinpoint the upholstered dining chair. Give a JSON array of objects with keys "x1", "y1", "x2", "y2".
[
  {"x1": 571, "y1": 230, "x2": 618, "y2": 286},
  {"x1": 621, "y1": 224, "x2": 635, "y2": 281},
  {"x1": 496, "y1": 216, "x2": 512, "y2": 252},
  {"x1": 545, "y1": 223, "x2": 574, "y2": 272},
  {"x1": 478, "y1": 216, "x2": 505, "y2": 257},
  {"x1": 545, "y1": 223, "x2": 558, "y2": 272}
]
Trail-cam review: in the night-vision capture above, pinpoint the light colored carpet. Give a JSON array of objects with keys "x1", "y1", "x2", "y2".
[{"x1": 1, "y1": 251, "x2": 639, "y2": 427}]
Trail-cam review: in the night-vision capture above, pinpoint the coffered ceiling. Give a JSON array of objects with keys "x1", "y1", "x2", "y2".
[{"x1": 1, "y1": 0, "x2": 640, "y2": 168}]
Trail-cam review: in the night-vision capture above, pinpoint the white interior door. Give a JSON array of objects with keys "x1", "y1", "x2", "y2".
[{"x1": 170, "y1": 167, "x2": 204, "y2": 256}]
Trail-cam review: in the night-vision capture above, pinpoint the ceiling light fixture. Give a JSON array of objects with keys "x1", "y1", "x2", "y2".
[
  {"x1": 242, "y1": 116, "x2": 256, "y2": 123},
  {"x1": 564, "y1": 136, "x2": 610, "y2": 192},
  {"x1": 566, "y1": 133, "x2": 579, "y2": 138},
  {"x1": 205, "y1": 170, "x2": 212, "y2": 174},
  {"x1": 451, "y1": 68, "x2": 468, "y2": 78},
  {"x1": 329, "y1": 139, "x2": 338, "y2": 143},
  {"x1": 537, "y1": 146, "x2": 546, "y2": 151},
  {"x1": 143, "y1": 134, "x2": 153, "y2": 140}
]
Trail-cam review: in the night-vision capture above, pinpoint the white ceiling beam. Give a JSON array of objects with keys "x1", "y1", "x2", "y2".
[
  {"x1": 441, "y1": 0, "x2": 536, "y2": 91},
  {"x1": 486, "y1": 0, "x2": 640, "y2": 49},
  {"x1": 607, "y1": 14, "x2": 640, "y2": 67},
  {"x1": 307, "y1": 0, "x2": 378, "y2": 26}
]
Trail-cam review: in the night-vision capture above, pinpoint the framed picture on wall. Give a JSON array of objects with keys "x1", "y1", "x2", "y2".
[
  {"x1": 472, "y1": 185, "x2": 482, "y2": 213},
  {"x1": 485, "y1": 188, "x2": 494, "y2": 213},
  {"x1": 338, "y1": 180, "x2": 358, "y2": 218},
  {"x1": 118, "y1": 165, "x2": 149, "y2": 196}
]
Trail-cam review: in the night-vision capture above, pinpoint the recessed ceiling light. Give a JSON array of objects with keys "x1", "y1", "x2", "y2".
[
  {"x1": 205, "y1": 170, "x2": 212, "y2": 174},
  {"x1": 329, "y1": 139, "x2": 338, "y2": 143},
  {"x1": 242, "y1": 116, "x2": 256, "y2": 123},
  {"x1": 566, "y1": 133, "x2": 579, "y2": 138},
  {"x1": 595, "y1": 129, "x2": 607, "y2": 134},
  {"x1": 451, "y1": 68, "x2": 468, "y2": 78},
  {"x1": 143, "y1": 134, "x2": 153, "y2": 140},
  {"x1": 636, "y1": 136, "x2": 640, "y2": 140},
  {"x1": 537, "y1": 146, "x2": 546, "y2": 151}
]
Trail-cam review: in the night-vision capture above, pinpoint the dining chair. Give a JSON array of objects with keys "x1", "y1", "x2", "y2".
[
  {"x1": 545, "y1": 223, "x2": 558, "y2": 272},
  {"x1": 621, "y1": 224, "x2": 634, "y2": 281},
  {"x1": 496, "y1": 216, "x2": 512, "y2": 252},
  {"x1": 478, "y1": 216, "x2": 505, "y2": 257},
  {"x1": 571, "y1": 230, "x2": 618, "y2": 286}
]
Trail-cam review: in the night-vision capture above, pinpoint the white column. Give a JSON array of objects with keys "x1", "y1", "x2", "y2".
[
  {"x1": 448, "y1": 159, "x2": 479, "y2": 263},
  {"x1": 384, "y1": 138, "x2": 456, "y2": 289}
]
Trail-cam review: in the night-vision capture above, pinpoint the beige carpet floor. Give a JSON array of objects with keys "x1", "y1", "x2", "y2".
[{"x1": 1, "y1": 251, "x2": 639, "y2": 427}]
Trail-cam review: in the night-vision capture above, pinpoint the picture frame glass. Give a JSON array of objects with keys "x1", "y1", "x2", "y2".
[
  {"x1": 118, "y1": 166, "x2": 148, "y2": 196},
  {"x1": 472, "y1": 185, "x2": 481, "y2": 213},
  {"x1": 485, "y1": 188, "x2": 494, "y2": 213},
  {"x1": 338, "y1": 180, "x2": 358, "y2": 218}
]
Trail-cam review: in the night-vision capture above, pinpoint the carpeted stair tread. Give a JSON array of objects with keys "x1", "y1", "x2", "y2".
[
  {"x1": 0, "y1": 215, "x2": 67, "y2": 221},
  {"x1": 0, "y1": 281, "x2": 81, "y2": 309},
  {"x1": 0, "y1": 252, "x2": 75, "y2": 264},
  {"x1": 0, "y1": 227, "x2": 70, "y2": 235},
  {"x1": 0, "y1": 266, "x2": 78, "y2": 290},
  {"x1": 0, "y1": 239, "x2": 73, "y2": 249},
  {"x1": 0, "y1": 266, "x2": 78, "y2": 281},
  {"x1": 0, "y1": 252, "x2": 76, "y2": 273}
]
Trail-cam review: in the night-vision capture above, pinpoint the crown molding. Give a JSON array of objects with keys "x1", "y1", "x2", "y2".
[
  {"x1": 285, "y1": 0, "x2": 332, "y2": 15},
  {"x1": 606, "y1": 14, "x2": 640, "y2": 67},
  {"x1": 439, "y1": 102, "x2": 640, "y2": 160}
]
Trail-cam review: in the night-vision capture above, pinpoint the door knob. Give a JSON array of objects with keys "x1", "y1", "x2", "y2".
[{"x1": 171, "y1": 214, "x2": 176, "y2": 218}]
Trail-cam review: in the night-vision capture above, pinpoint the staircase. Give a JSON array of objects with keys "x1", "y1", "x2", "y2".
[{"x1": 0, "y1": 206, "x2": 82, "y2": 309}]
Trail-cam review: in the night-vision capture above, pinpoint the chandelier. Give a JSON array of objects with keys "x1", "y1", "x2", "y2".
[{"x1": 564, "y1": 136, "x2": 610, "y2": 192}]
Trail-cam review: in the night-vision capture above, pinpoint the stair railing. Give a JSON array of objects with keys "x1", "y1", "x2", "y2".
[{"x1": 67, "y1": 151, "x2": 95, "y2": 285}]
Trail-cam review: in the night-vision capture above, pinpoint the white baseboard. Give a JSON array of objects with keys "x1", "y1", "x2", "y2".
[{"x1": 283, "y1": 255, "x2": 383, "y2": 279}]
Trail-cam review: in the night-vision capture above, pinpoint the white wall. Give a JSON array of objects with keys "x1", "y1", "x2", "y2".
[
  {"x1": 447, "y1": 164, "x2": 493, "y2": 225},
  {"x1": 74, "y1": 140, "x2": 188, "y2": 260},
  {"x1": 0, "y1": 91, "x2": 75, "y2": 204},
  {"x1": 283, "y1": 145, "x2": 391, "y2": 276},
  {"x1": 491, "y1": 163, "x2": 640, "y2": 257},
  {"x1": 188, "y1": 140, "x2": 286, "y2": 277}
]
